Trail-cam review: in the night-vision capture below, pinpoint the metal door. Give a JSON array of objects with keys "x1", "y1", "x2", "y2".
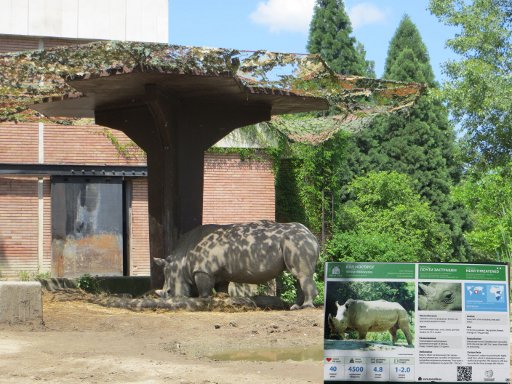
[{"x1": 51, "y1": 177, "x2": 123, "y2": 277}]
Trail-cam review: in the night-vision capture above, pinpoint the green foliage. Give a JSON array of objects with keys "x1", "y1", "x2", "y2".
[
  {"x1": 276, "y1": 271, "x2": 324, "y2": 306},
  {"x1": 453, "y1": 164, "x2": 512, "y2": 262},
  {"x1": 18, "y1": 270, "x2": 30, "y2": 281},
  {"x1": 327, "y1": 172, "x2": 452, "y2": 262},
  {"x1": 324, "y1": 232, "x2": 418, "y2": 263},
  {"x1": 33, "y1": 271, "x2": 51, "y2": 280},
  {"x1": 429, "y1": 0, "x2": 512, "y2": 168},
  {"x1": 384, "y1": 16, "x2": 435, "y2": 86},
  {"x1": 101, "y1": 128, "x2": 146, "y2": 160},
  {"x1": 278, "y1": 271, "x2": 298, "y2": 304},
  {"x1": 77, "y1": 274, "x2": 100, "y2": 294},
  {"x1": 275, "y1": 130, "x2": 351, "y2": 238},
  {"x1": 307, "y1": 0, "x2": 374, "y2": 76},
  {"x1": 17, "y1": 269, "x2": 51, "y2": 281},
  {"x1": 345, "y1": 15, "x2": 469, "y2": 260}
]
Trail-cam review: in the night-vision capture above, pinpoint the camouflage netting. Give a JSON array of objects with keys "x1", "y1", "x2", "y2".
[{"x1": 0, "y1": 41, "x2": 425, "y2": 144}]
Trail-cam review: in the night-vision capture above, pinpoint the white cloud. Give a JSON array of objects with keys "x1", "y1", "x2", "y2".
[
  {"x1": 250, "y1": 0, "x2": 315, "y2": 34},
  {"x1": 348, "y1": 3, "x2": 387, "y2": 29}
]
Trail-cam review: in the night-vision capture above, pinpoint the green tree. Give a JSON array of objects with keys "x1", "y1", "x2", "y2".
[
  {"x1": 275, "y1": 130, "x2": 351, "y2": 238},
  {"x1": 277, "y1": 0, "x2": 374, "y2": 242},
  {"x1": 429, "y1": 0, "x2": 512, "y2": 168},
  {"x1": 307, "y1": 0, "x2": 374, "y2": 76},
  {"x1": 453, "y1": 165, "x2": 512, "y2": 262},
  {"x1": 325, "y1": 171, "x2": 452, "y2": 263},
  {"x1": 348, "y1": 15, "x2": 469, "y2": 260}
]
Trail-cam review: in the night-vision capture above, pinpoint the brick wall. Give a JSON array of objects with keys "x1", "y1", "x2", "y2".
[
  {"x1": 0, "y1": 123, "x2": 39, "y2": 163},
  {"x1": 44, "y1": 124, "x2": 146, "y2": 165},
  {"x1": 0, "y1": 177, "x2": 39, "y2": 278},
  {"x1": 129, "y1": 179, "x2": 150, "y2": 276},
  {"x1": 203, "y1": 153, "x2": 275, "y2": 224}
]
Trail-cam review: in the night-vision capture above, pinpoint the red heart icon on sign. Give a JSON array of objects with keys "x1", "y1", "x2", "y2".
[{"x1": 326, "y1": 358, "x2": 332, "y2": 362}]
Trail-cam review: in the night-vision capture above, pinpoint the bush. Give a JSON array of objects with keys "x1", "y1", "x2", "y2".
[{"x1": 77, "y1": 274, "x2": 100, "y2": 293}]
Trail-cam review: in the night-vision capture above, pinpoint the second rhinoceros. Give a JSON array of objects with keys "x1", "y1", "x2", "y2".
[
  {"x1": 153, "y1": 221, "x2": 320, "y2": 310},
  {"x1": 328, "y1": 299, "x2": 413, "y2": 345}
]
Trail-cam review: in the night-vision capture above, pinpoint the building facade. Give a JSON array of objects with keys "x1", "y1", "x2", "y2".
[{"x1": 0, "y1": 1, "x2": 275, "y2": 279}]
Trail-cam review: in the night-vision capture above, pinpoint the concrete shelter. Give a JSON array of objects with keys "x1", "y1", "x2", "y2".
[{"x1": 0, "y1": 41, "x2": 424, "y2": 288}]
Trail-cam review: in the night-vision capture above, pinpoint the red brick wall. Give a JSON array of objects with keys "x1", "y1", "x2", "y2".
[
  {"x1": 43, "y1": 178, "x2": 52, "y2": 272},
  {"x1": 203, "y1": 153, "x2": 275, "y2": 224},
  {"x1": 0, "y1": 123, "x2": 39, "y2": 163},
  {"x1": 44, "y1": 124, "x2": 146, "y2": 165},
  {"x1": 0, "y1": 177, "x2": 39, "y2": 278},
  {"x1": 129, "y1": 179, "x2": 150, "y2": 276}
]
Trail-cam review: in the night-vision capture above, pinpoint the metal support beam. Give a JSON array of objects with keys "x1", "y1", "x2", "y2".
[{"x1": 0, "y1": 164, "x2": 147, "y2": 177}]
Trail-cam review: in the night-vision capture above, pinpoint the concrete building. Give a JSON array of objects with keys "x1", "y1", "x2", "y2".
[{"x1": 0, "y1": 0, "x2": 275, "y2": 279}]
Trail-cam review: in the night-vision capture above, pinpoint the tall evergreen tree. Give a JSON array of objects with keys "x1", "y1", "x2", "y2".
[
  {"x1": 307, "y1": 0, "x2": 374, "y2": 76},
  {"x1": 351, "y1": 15, "x2": 469, "y2": 260}
]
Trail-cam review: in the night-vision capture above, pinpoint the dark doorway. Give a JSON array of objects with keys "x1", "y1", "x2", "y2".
[{"x1": 51, "y1": 177, "x2": 123, "y2": 278}]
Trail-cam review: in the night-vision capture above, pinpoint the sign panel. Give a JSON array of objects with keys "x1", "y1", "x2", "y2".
[{"x1": 324, "y1": 262, "x2": 510, "y2": 383}]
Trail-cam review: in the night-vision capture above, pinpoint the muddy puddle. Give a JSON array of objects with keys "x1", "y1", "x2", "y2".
[{"x1": 210, "y1": 345, "x2": 323, "y2": 362}]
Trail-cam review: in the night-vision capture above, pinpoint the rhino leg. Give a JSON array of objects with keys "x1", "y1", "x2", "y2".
[
  {"x1": 214, "y1": 281, "x2": 229, "y2": 294},
  {"x1": 357, "y1": 329, "x2": 368, "y2": 340},
  {"x1": 398, "y1": 317, "x2": 413, "y2": 346},
  {"x1": 193, "y1": 272, "x2": 215, "y2": 298},
  {"x1": 297, "y1": 276, "x2": 317, "y2": 309},
  {"x1": 389, "y1": 324, "x2": 399, "y2": 345}
]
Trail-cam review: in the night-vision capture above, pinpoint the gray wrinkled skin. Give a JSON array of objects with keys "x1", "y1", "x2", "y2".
[
  {"x1": 153, "y1": 221, "x2": 319, "y2": 310},
  {"x1": 328, "y1": 299, "x2": 413, "y2": 345},
  {"x1": 418, "y1": 282, "x2": 462, "y2": 311}
]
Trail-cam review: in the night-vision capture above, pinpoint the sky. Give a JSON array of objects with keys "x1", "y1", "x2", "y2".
[{"x1": 169, "y1": 0, "x2": 459, "y2": 83}]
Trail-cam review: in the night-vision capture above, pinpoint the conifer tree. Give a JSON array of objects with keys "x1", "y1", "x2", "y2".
[
  {"x1": 307, "y1": 0, "x2": 373, "y2": 76},
  {"x1": 352, "y1": 15, "x2": 469, "y2": 260}
]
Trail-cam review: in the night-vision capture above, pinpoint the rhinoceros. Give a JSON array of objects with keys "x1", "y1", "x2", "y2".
[
  {"x1": 153, "y1": 221, "x2": 320, "y2": 310},
  {"x1": 418, "y1": 282, "x2": 462, "y2": 311},
  {"x1": 328, "y1": 299, "x2": 413, "y2": 345}
]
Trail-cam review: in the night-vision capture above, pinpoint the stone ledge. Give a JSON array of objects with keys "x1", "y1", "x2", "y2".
[{"x1": 0, "y1": 281, "x2": 43, "y2": 324}]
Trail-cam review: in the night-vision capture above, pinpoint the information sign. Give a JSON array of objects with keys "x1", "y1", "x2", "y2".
[{"x1": 324, "y1": 262, "x2": 510, "y2": 383}]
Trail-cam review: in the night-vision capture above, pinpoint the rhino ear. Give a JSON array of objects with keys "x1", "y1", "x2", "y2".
[
  {"x1": 335, "y1": 301, "x2": 341, "y2": 308},
  {"x1": 153, "y1": 258, "x2": 168, "y2": 268}
]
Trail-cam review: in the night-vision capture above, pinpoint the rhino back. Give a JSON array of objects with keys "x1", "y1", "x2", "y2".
[
  {"x1": 347, "y1": 300, "x2": 406, "y2": 331},
  {"x1": 186, "y1": 221, "x2": 318, "y2": 283}
]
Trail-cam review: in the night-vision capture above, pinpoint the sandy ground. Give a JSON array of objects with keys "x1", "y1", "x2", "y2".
[{"x1": 0, "y1": 291, "x2": 324, "y2": 384}]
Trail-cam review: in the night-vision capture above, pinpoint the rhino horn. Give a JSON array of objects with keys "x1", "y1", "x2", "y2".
[{"x1": 419, "y1": 283, "x2": 435, "y2": 296}]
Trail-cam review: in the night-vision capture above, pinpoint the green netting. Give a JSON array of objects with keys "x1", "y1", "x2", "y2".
[{"x1": 0, "y1": 41, "x2": 425, "y2": 143}]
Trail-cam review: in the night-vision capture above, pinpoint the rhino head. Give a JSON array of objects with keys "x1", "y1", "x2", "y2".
[
  {"x1": 153, "y1": 257, "x2": 191, "y2": 298},
  {"x1": 418, "y1": 282, "x2": 462, "y2": 311},
  {"x1": 327, "y1": 300, "x2": 352, "y2": 338}
]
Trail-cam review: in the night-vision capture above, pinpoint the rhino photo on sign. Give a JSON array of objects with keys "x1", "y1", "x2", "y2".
[
  {"x1": 418, "y1": 282, "x2": 462, "y2": 311},
  {"x1": 153, "y1": 221, "x2": 320, "y2": 310},
  {"x1": 324, "y1": 282, "x2": 415, "y2": 348}
]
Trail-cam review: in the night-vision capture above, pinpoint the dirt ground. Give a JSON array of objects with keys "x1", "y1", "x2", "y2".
[{"x1": 0, "y1": 290, "x2": 324, "y2": 384}]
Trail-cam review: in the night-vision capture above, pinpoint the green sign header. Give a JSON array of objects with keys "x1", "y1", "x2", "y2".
[
  {"x1": 419, "y1": 263, "x2": 507, "y2": 281},
  {"x1": 327, "y1": 262, "x2": 415, "y2": 279},
  {"x1": 326, "y1": 262, "x2": 508, "y2": 281}
]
